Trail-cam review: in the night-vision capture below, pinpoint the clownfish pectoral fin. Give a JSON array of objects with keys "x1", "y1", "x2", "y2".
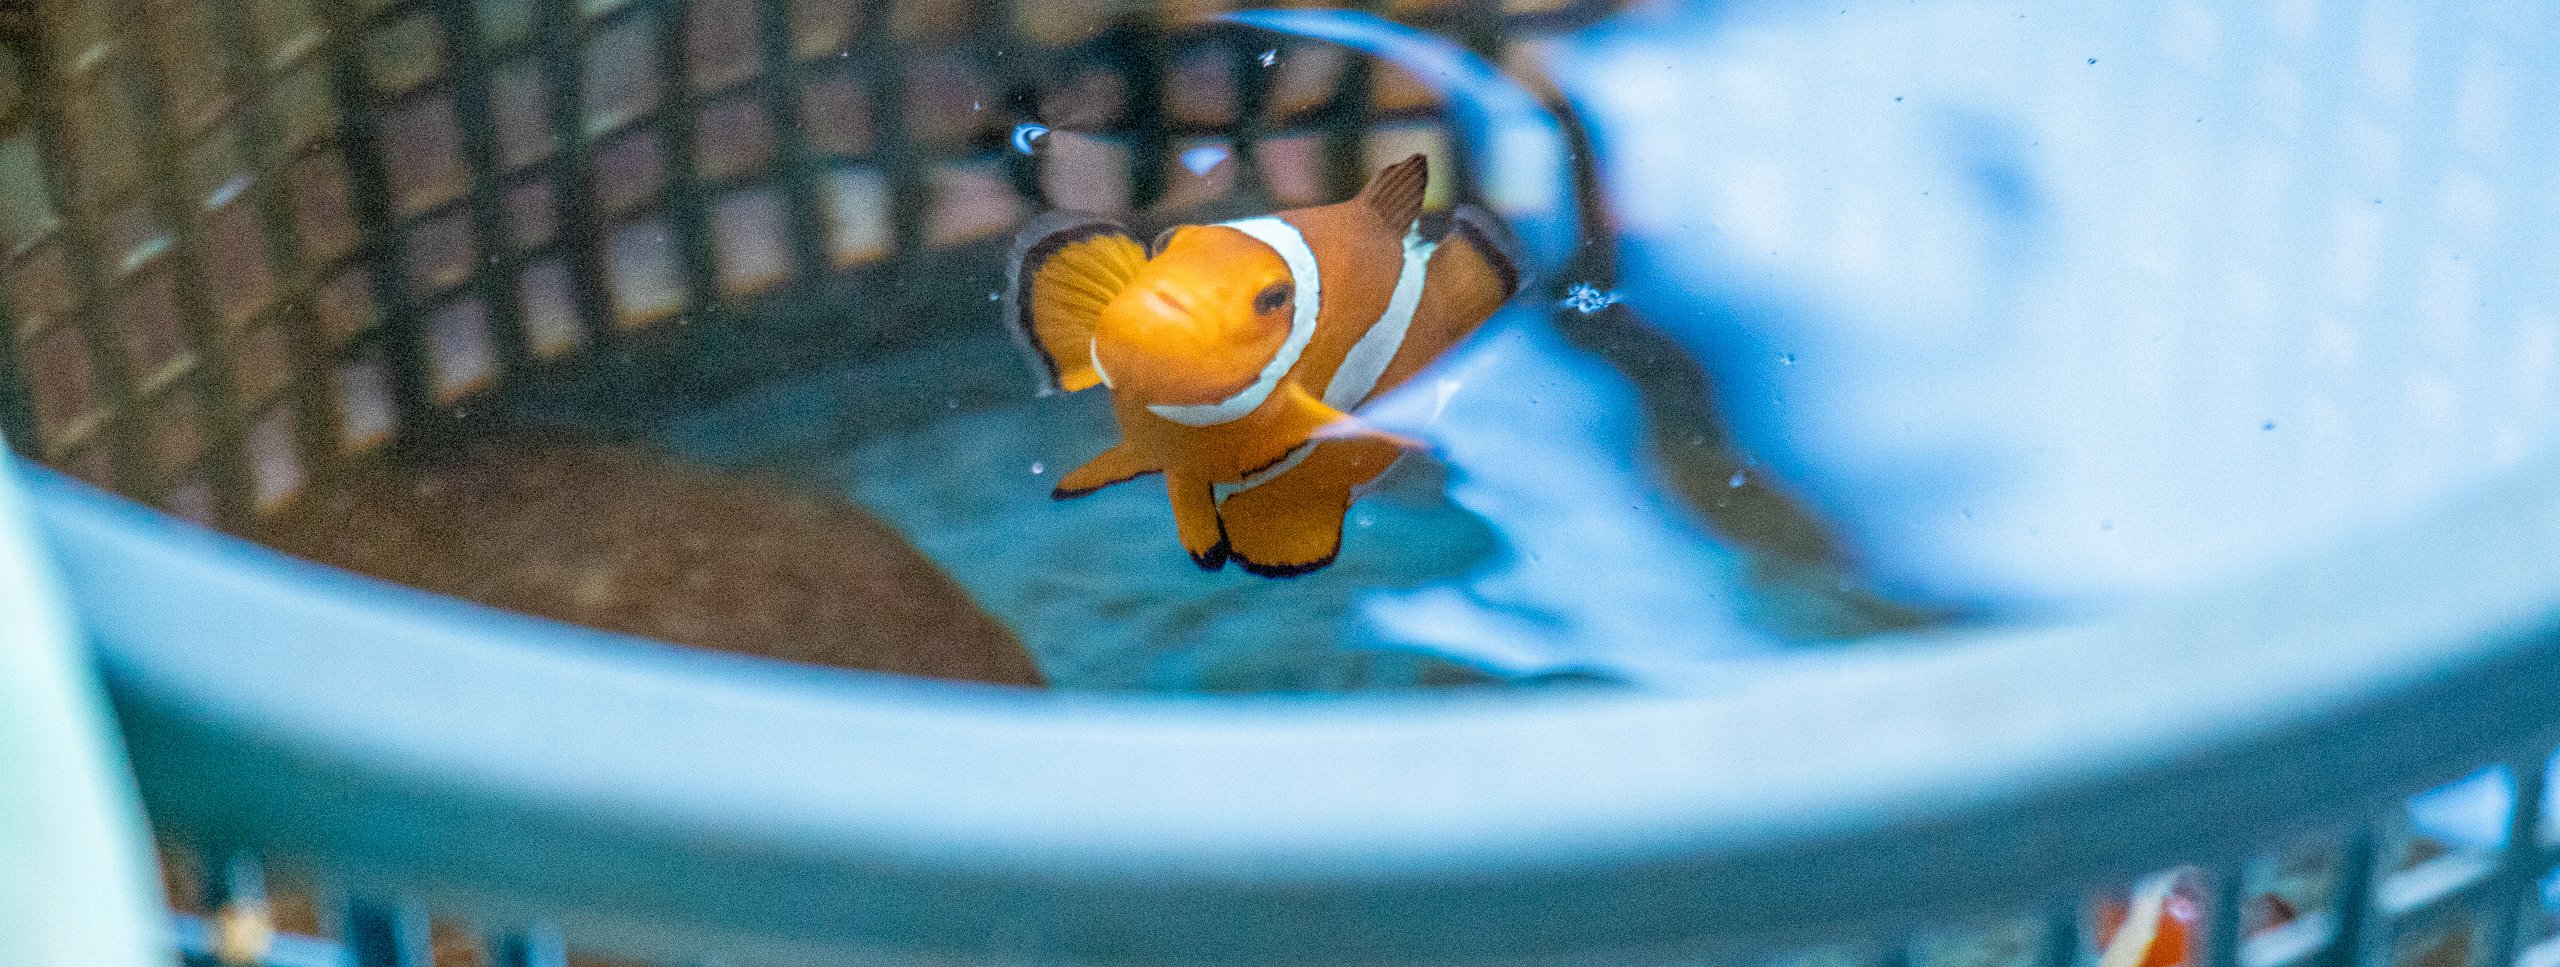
[
  {"x1": 1308, "y1": 414, "x2": 1428, "y2": 455},
  {"x1": 1356, "y1": 154, "x2": 1429, "y2": 232},
  {"x1": 1270, "y1": 383, "x2": 1430, "y2": 454},
  {"x1": 1006, "y1": 212, "x2": 1146, "y2": 395},
  {"x1": 1231, "y1": 384, "x2": 1367, "y2": 480},
  {"x1": 1218, "y1": 435, "x2": 1406, "y2": 578},
  {"x1": 1052, "y1": 442, "x2": 1161, "y2": 500},
  {"x1": 1167, "y1": 473, "x2": 1229, "y2": 570}
]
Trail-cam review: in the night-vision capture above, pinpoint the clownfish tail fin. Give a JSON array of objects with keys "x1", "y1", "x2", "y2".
[
  {"x1": 1052, "y1": 442, "x2": 1162, "y2": 500},
  {"x1": 1447, "y1": 204, "x2": 1527, "y2": 299},
  {"x1": 1356, "y1": 154, "x2": 1430, "y2": 231},
  {"x1": 1006, "y1": 212, "x2": 1146, "y2": 395}
]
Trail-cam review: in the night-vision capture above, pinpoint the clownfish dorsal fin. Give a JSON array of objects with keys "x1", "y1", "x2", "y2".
[
  {"x1": 1006, "y1": 212, "x2": 1147, "y2": 395},
  {"x1": 1355, "y1": 154, "x2": 1429, "y2": 231},
  {"x1": 1448, "y1": 204, "x2": 1527, "y2": 299}
]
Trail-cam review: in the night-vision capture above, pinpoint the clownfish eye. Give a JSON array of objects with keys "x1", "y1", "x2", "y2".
[{"x1": 1252, "y1": 281, "x2": 1291, "y2": 315}]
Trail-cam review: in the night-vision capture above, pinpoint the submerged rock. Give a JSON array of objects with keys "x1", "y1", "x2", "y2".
[{"x1": 250, "y1": 438, "x2": 1043, "y2": 688}]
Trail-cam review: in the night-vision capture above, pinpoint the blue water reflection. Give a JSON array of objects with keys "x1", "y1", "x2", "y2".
[
  {"x1": 1187, "y1": 1, "x2": 2560, "y2": 685},
  {"x1": 1552, "y1": 1, "x2": 2560, "y2": 616}
]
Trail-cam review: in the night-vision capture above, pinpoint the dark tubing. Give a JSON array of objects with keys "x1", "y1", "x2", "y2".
[{"x1": 28, "y1": 460, "x2": 2560, "y2": 966}]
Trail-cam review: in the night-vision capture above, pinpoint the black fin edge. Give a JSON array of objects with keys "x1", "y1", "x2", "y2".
[
  {"x1": 1232, "y1": 548, "x2": 1338, "y2": 579},
  {"x1": 1190, "y1": 538, "x2": 1233, "y2": 571},
  {"x1": 1004, "y1": 211, "x2": 1138, "y2": 395},
  {"x1": 1190, "y1": 511, "x2": 1233, "y2": 571},
  {"x1": 1448, "y1": 204, "x2": 1527, "y2": 299},
  {"x1": 1050, "y1": 467, "x2": 1162, "y2": 501},
  {"x1": 1233, "y1": 442, "x2": 1312, "y2": 484}
]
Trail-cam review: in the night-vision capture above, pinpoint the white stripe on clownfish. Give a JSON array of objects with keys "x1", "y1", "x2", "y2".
[
  {"x1": 1146, "y1": 217, "x2": 1323, "y2": 427},
  {"x1": 1213, "y1": 441, "x2": 1315, "y2": 506},
  {"x1": 1088, "y1": 338, "x2": 1114, "y2": 389},
  {"x1": 1211, "y1": 221, "x2": 1435, "y2": 506},
  {"x1": 1323, "y1": 220, "x2": 1438, "y2": 412}
]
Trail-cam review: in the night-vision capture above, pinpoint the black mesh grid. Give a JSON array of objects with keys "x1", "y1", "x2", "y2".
[{"x1": 0, "y1": 0, "x2": 1614, "y2": 530}]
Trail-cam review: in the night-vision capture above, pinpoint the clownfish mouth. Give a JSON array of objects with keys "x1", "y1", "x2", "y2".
[
  {"x1": 1092, "y1": 334, "x2": 1270, "y2": 409},
  {"x1": 1141, "y1": 217, "x2": 1322, "y2": 427}
]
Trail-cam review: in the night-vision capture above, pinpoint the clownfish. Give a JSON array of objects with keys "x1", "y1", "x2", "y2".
[
  {"x1": 2096, "y1": 872, "x2": 2202, "y2": 967},
  {"x1": 1005, "y1": 155, "x2": 1523, "y2": 576},
  {"x1": 2092, "y1": 869, "x2": 2298, "y2": 967}
]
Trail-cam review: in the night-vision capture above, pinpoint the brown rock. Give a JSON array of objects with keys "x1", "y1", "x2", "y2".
[{"x1": 252, "y1": 438, "x2": 1043, "y2": 688}]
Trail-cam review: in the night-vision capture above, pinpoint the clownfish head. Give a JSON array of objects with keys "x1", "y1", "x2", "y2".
[{"x1": 1090, "y1": 224, "x2": 1296, "y2": 407}]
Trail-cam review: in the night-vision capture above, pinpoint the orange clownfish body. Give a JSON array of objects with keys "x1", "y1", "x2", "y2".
[
  {"x1": 1005, "y1": 155, "x2": 1523, "y2": 576},
  {"x1": 2092, "y1": 869, "x2": 2298, "y2": 967}
]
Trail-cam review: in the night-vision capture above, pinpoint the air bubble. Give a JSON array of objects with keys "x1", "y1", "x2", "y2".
[
  {"x1": 1031, "y1": 462, "x2": 1046, "y2": 475},
  {"x1": 1727, "y1": 471, "x2": 1746, "y2": 488},
  {"x1": 1558, "y1": 282, "x2": 1624, "y2": 314},
  {"x1": 1258, "y1": 49, "x2": 1278, "y2": 67},
  {"x1": 1011, "y1": 123, "x2": 1048, "y2": 154}
]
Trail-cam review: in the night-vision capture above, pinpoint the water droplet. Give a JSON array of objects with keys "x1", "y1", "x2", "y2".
[
  {"x1": 988, "y1": 291, "x2": 1000, "y2": 301},
  {"x1": 1010, "y1": 123, "x2": 1048, "y2": 154},
  {"x1": 1778, "y1": 353, "x2": 1797, "y2": 366},
  {"x1": 1726, "y1": 471, "x2": 1746, "y2": 488},
  {"x1": 1258, "y1": 48, "x2": 1278, "y2": 67},
  {"x1": 2262, "y1": 420, "x2": 2277, "y2": 430},
  {"x1": 971, "y1": 100, "x2": 983, "y2": 111},
  {"x1": 2087, "y1": 57, "x2": 2097, "y2": 64},
  {"x1": 1179, "y1": 145, "x2": 1230, "y2": 175},
  {"x1": 1557, "y1": 282, "x2": 1624, "y2": 314},
  {"x1": 1031, "y1": 462, "x2": 1046, "y2": 475}
]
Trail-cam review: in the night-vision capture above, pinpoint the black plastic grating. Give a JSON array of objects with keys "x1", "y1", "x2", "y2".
[{"x1": 0, "y1": 0, "x2": 1613, "y2": 531}]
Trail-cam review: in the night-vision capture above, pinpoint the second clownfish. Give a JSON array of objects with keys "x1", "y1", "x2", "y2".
[
  {"x1": 2092, "y1": 869, "x2": 2298, "y2": 967},
  {"x1": 1005, "y1": 155, "x2": 1523, "y2": 576}
]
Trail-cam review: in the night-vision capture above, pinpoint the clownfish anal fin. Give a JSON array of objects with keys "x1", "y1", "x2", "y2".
[
  {"x1": 1219, "y1": 435, "x2": 1405, "y2": 578},
  {"x1": 1355, "y1": 154, "x2": 1429, "y2": 232},
  {"x1": 1007, "y1": 212, "x2": 1146, "y2": 395},
  {"x1": 1052, "y1": 442, "x2": 1161, "y2": 499},
  {"x1": 1167, "y1": 474, "x2": 1230, "y2": 570}
]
